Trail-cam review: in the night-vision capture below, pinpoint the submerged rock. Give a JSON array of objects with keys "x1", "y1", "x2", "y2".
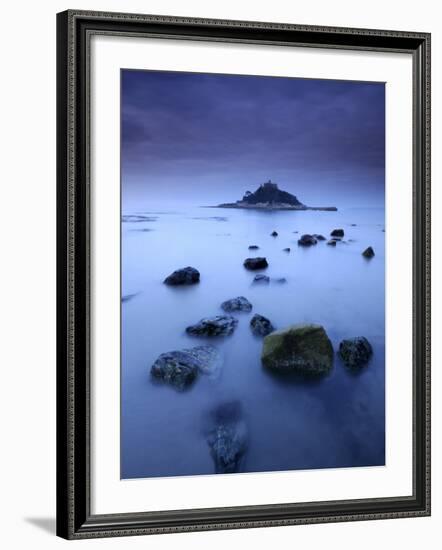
[
  {"x1": 221, "y1": 296, "x2": 252, "y2": 312},
  {"x1": 186, "y1": 315, "x2": 238, "y2": 337},
  {"x1": 283, "y1": 247, "x2": 291, "y2": 252},
  {"x1": 207, "y1": 402, "x2": 247, "y2": 474},
  {"x1": 151, "y1": 345, "x2": 221, "y2": 390},
  {"x1": 339, "y1": 337, "x2": 373, "y2": 368},
  {"x1": 313, "y1": 234, "x2": 326, "y2": 241},
  {"x1": 274, "y1": 277, "x2": 287, "y2": 284},
  {"x1": 271, "y1": 231, "x2": 279, "y2": 237},
  {"x1": 163, "y1": 266, "x2": 200, "y2": 285},
  {"x1": 331, "y1": 229, "x2": 344, "y2": 237},
  {"x1": 253, "y1": 274, "x2": 270, "y2": 284},
  {"x1": 243, "y1": 257, "x2": 269, "y2": 270},
  {"x1": 248, "y1": 245, "x2": 259, "y2": 250},
  {"x1": 327, "y1": 240, "x2": 337, "y2": 246},
  {"x1": 362, "y1": 246, "x2": 375, "y2": 258},
  {"x1": 298, "y1": 234, "x2": 317, "y2": 246},
  {"x1": 250, "y1": 314, "x2": 275, "y2": 337},
  {"x1": 261, "y1": 323, "x2": 334, "y2": 375}
]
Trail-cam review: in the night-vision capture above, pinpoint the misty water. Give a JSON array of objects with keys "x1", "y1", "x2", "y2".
[{"x1": 121, "y1": 206, "x2": 385, "y2": 479}]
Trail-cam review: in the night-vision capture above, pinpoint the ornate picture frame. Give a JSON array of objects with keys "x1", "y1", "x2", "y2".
[{"x1": 56, "y1": 10, "x2": 430, "y2": 539}]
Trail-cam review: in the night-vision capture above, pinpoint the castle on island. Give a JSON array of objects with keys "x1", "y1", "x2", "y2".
[{"x1": 215, "y1": 179, "x2": 337, "y2": 212}]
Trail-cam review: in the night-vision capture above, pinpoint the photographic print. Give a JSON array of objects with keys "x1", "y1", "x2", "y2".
[{"x1": 121, "y1": 69, "x2": 386, "y2": 480}]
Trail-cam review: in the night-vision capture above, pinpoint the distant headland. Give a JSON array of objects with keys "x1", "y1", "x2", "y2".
[{"x1": 213, "y1": 180, "x2": 337, "y2": 211}]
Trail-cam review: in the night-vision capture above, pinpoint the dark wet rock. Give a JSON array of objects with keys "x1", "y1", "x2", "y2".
[
  {"x1": 327, "y1": 240, "x2": 337, "y2": 246},
  {"x1": 331, "y1": 229, "x2": 344, "y2": 237},
  {"x1": 298, "y1": 234, "x2": 317, "y2": 246},
  {"x1": 362, "y1": 246, "x2": 375, "y2": 258},
  {"x1": 164, "y1": 266, "x2": 200, "y2": 286},
  {"x1": 271, "y1": 231, "x2": 278, "y2": 237},
  {"x1": 221, "y1": 296, "x2": 252, "y2": 312},
  {"x1": 253, "y1": 274, "x2": 270, "y2": 284},
  {"x1": 262, "y1": 323, "x2": 334, "y2": 375},
  {"x1": 293, "y1": 230, "x2": 299, "y2": 234},
  {"x1": 351, "y1": 223, "x2": 357, "y2": 227},
  {"x1": 381, "y1": 229, "x2": 385, "y2": 232},
  {"x1": 207, "y1": 402, "x2": 247, "y2": 474},
  {"x1": 250, "y1": 314, "x2": 275, "y2": 337},
  {"x1": 274, "y1": 277, "x2": 287, "y2": 284},
  {"x1": 122, "y1": 293, "x2": 139, "y2": 303},
  {"x1": 186, "y1": 315, "x2": 238, "y2": 337},
  {"x1": 243, "y1": 257, "x2": 269, "y2": 270},
  {"x1": 331, "y1": 236, "x2": 342, "y2": 241},
  {"x1": 283, "y1": 247, "x2": 291, "y2": 252},
  {"x1": 151, "y1": 345, "x2": 221, "y2": 390},
  {"x1": 248, "y1": 245, "x2": 260, "y2": 250},
  {"x1": 348, "y1": 239, "x2": 356, "y2": 242},
  {"x1": 313, "y1": 234, "x2": 326, "y2": 241},
  {"x1": 339, "y1": 337, "x2": 373, "y2": 369}
]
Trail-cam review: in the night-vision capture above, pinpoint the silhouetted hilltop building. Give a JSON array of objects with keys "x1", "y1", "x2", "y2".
[
  {"x1": 214, "y1": 179, "x2": 337, "y2": 211},
  {"x1": 241, "y1": 180, "x2": 303, "y2": 206}
]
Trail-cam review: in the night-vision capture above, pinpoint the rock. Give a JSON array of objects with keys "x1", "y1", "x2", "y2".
[
  {"x1": 261, "y1": 323, "x2": 334, "y2": 375},
  {"x1": 339, "y1": 337, "x2": 373, "y2": 368},
  {"x1": 151, "y1": 345, "x2": 221, "y2": 390},
  {"x1": 283, "y1": 247, "x2": 291, "y2": 252},
  {"x1": 327, "y1": 240, "x2": 337, "y2": 246},
  {"x1": 243, "y1": 257, "x2": 269, "y2": 270},
  {"x1": 221, "y1": 296, "x2": 252, "y2": 312},
  {"x1": 331, "y1": 236, "x2": 342, "y2": 241},
  {"x1": 164, "y1": 266, "x2": 200, "y2": 285},
  {"x1": 293, "y1": 231, "x2": 299, "y2": 234},
  {"x1": 350, "y1": 223, "x2": 357, "y2": 227},
  {"x1": 297, "y1": 234, "x2": 317, "y2": 246},
  {"x1": 362, "y1": 246, "x2": 375, "y2": 258},
  {"x1": 271, "y1": 231, "x2": 278, "y2": 237},
  {"x1": 186, "y1": 315, "x2": 238, "y2": 337},
  {"x1": 248, "y1": 245, "x2": 259, "y2": 250},
  {"x1": 207, "y1": 402, "x2": 247, "y2": 474},
  {"x1": 253, "y1": 274, "x2": 270, "y2": 284},
  {"x1": 313, "y1": 234, "x2": 326, "y2": 241},
  {"x1": 331, "y1": 229, "x2": 344, "y2": 237},
  {"x1": 250, "y1": 314, "x2": 275, "y2": 336},
  {"x1": 274, "y1": 277, "x2": 287, "y2": 284}
]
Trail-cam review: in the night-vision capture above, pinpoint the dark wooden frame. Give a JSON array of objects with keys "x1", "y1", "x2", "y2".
[{"x1": 56, "y1": 9, "x2": 431, "y2": 539}]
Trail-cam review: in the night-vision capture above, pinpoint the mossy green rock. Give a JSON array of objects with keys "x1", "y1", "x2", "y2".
[{"x1": 261, "y1": 323, "x2": 333, "y2": 375}]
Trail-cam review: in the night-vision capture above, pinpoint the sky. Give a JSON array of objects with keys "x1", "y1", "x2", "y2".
[{"x1": 121, "y1": 70, "x2": 385, "y2": 210}]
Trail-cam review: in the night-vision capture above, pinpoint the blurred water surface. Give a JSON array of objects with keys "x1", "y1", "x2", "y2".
[{"x1": 121, "y1": 206, "x2": 385, "y2": 479}]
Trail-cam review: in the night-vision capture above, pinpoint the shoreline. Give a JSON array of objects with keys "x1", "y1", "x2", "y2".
[{"x1": 205, "y1": 202, "x2": 338, "y2": 212}]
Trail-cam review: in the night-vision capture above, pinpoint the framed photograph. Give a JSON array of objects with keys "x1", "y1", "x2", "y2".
[{"x1": 56, "y1": 10, "x2": 431, "y2": 539}]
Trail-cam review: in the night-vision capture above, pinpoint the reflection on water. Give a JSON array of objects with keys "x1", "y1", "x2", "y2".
[{"x1": 121, "y1": 206, "x2": 385, "y2": 479}]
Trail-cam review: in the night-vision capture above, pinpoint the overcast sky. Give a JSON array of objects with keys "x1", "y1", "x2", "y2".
[{"x1": 121, "y1": 69, "x2": 385, "y2": 209}]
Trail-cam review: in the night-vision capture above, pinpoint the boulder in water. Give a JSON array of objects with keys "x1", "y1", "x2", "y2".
[
  {"x1": 151, "y1": 345, "x2": 221, "y2": 390},
  {"x1": 163, "y1": 266, "x2": 200, "y2": 285},
  {"x1": 250, "y1": 314, "x2": 275, "y2": 337},
  {"x1": 243, "y1": 257, "x2": 269, "y2": 270},
  {"x1": 262, "y1": 323, "x2": 334, "y2": 375},
  {"x1": 221, "y1": 296, "x2": 252, "y2": 312},
  {"x1": 330, "y1": 229, "x2": 344, "y2": 237},
  {"x1": 339, "y1": 337, "x2": 373, "y2": 368},
  {"x1": 186, "y1": 315, "x2": 238, "y2": 337},
  {"x1": 362, "y1": 246, "x2": 375, "y2": 258},
  {"x1": 298, "y1": 234, "x2": 317, "y2": 246}
]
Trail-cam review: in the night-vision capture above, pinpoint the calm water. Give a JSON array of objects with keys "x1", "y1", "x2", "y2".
[{"x1": 121, "y1": 206, "x2": 385, "y2": 479}]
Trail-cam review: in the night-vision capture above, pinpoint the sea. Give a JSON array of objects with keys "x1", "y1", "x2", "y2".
[{"x1": 121, "y1": 205, "x2": 385, "y2": 479}]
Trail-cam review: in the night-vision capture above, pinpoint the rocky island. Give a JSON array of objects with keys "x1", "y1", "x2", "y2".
[{"x1": 215, "y1": 180, "x2": 337, "y2": 211}]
